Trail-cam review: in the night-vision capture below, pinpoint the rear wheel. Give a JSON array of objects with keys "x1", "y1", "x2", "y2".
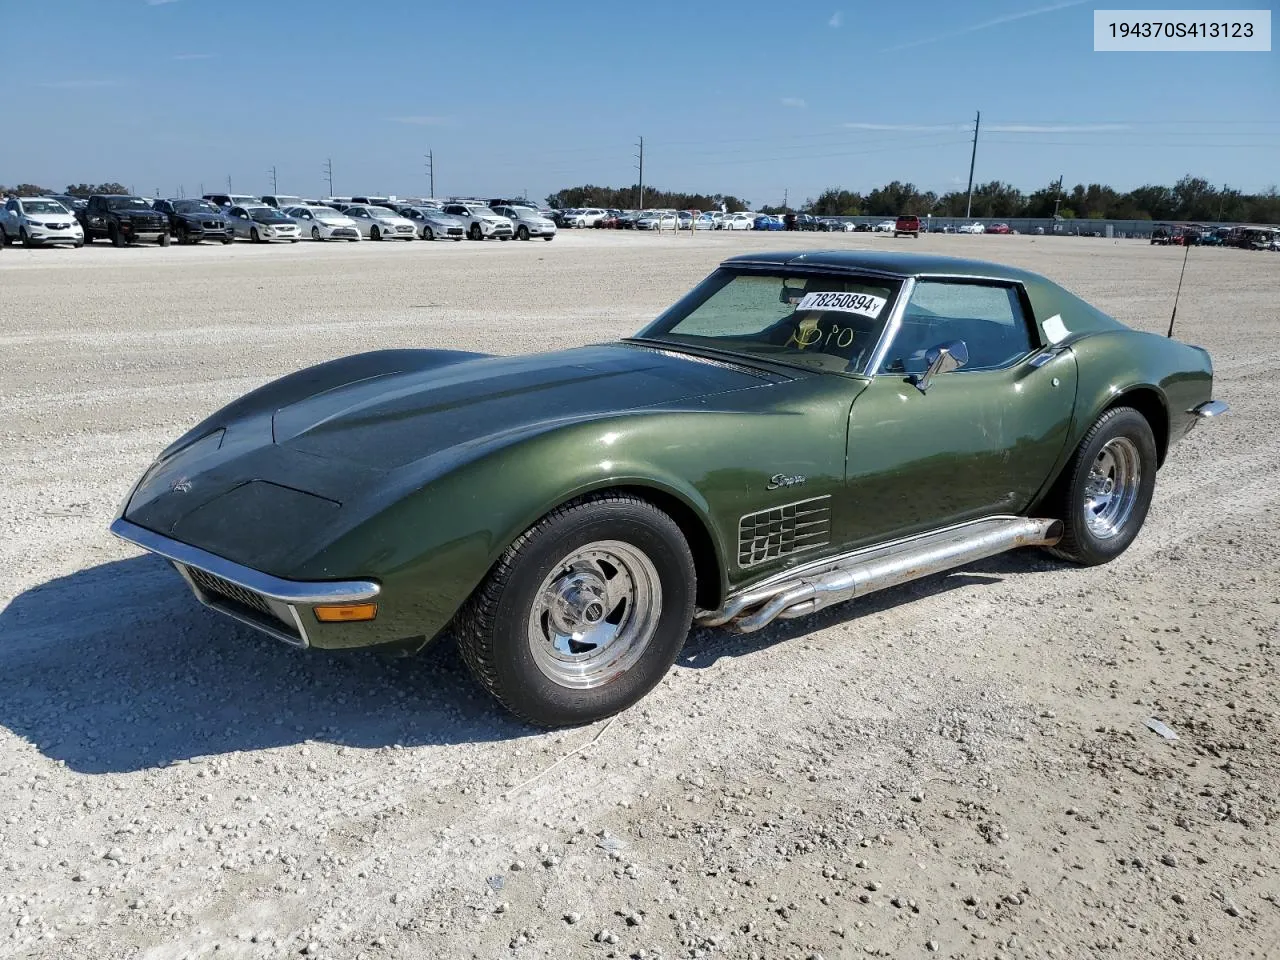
[
  {"x1": 455, "y1": 495, "x2": 695, "y2": 727},
  {"x1": 1046, "y1": 407, "x2": 1157, "y2": 566}
]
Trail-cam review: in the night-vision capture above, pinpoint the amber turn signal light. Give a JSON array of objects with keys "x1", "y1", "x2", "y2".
[{"x1": 313, "y1": 602, "x2": 378, "y2": 623}]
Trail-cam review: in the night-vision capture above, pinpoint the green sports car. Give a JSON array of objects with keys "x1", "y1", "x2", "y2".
[{"x1": 112, "y1": 251, "x2": 1227, "y2": 726}]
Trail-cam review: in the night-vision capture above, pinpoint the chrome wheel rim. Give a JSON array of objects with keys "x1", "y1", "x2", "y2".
[
  {"x1": 528, "y1": 540, "x2": 662, "y2": 689},
  {"x1": 1084, "y1": 436, "x2": 1141, "y2": 540}
]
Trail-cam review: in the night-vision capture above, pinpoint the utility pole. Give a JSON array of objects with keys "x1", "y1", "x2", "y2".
[
  {"x1": 323, "y1": 158, "x2": 334, "y2": 198},
  {"x1": 268, "y1": 165, "x2": 278, "y2": 194},
  {"x1": 783, "y1": 187, "x2": 789, "y2": 212},
  {"x1": 226, "y1": 175, "x2": 232, "y2": 193},
  {"x1": 1051, "y1": 173, "x2": 1064, "y2": 220},
  {"x1": 425, "y1": 150, "x2": 434, "y2": 198},
  {"x1": 1217, "y1": 182, "x2": 1227, "y2": 221},
  {"x1": 635, "y1": 136, "x2": 644, "y2": 210},
  {"x1": 964, "y1": 110, "x2": 980, "y2": 219}
]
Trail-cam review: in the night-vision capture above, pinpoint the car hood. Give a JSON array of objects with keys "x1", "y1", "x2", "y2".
[{"x1": 272, "y1": 344, "x2": 772, "y2": 470}]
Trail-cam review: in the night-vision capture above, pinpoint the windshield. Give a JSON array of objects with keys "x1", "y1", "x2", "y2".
[
  {"x1": 370, "y1": 207, "x2": 399, "y2": 218},
  {"x1": 174, "y1": 200, "x2": 219, "y2": 215},
  {"x1": 473, "y1": 206, "x2": 499, "y2": 218},
  {"x1": 508, "y1": 206, "x2": 536, "y2": 218},
  {"x1": 22, "y1": 200, "x2": 68, "y2": 214},
  {"x1": 634, "y1": 268, "x2": 901, "y2": 374},
  {"x1": 313, "y1": 207, "x2": 345, "y2": 219},
  {"x1": 105, "y1": 197, "x2": 153, "y2": 211},
  {"x1": 249, "y1": 207, "x2": 291, "y2": 222}
]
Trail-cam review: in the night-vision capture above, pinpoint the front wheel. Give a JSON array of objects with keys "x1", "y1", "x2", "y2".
[
  {"x1": 423, "y1": 226, "x2": 434, "y2": 241},
  {"x1": 110, "y1": 225, "x2": 125, "y2": 247},
  {"x1": 311, "y1": 226, "x2": 321, "y2": 241},
  {"x1": 469, "y1": 224, "x2": 482, "y2": 241},
  {"x1": 157, "y1": 232, "x2": 170, "y2": 246},
  {"x1": 221, "y1": 237, "x2": 234, "y2": 245},
  {"x1": 1046, "y1": 407, "x2": 1157, "y2": 566},
  {"x1": 371, "y1": 225, "x2": 381, "y2": 241},
  {"x1": 455, "y1": 495, "x2": 695, "y2": 727},
  {"x1": 542, "y1": 235, "x2": 554, "y2": 241},
  {"x1": 517, "y1": 225, "x2": 529, "y2": 241},
  {"x1": 251, "y1": 227, "x2": 262, "y2": 244}
]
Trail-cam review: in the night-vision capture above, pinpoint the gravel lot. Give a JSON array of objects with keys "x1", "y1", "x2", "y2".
[{"x1": 1, "y1": 231, "x2": 1277, "y2": 960}]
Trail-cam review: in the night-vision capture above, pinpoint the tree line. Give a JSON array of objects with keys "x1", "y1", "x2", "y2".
[
  {"x1": 547, "y1": 175, "x2": 1278, "y2": 223},
  {"x1": 546, "y1": 184, "x2": 751, "y2": 213},
  {"x1": 1, "y1": 182, "x2": 131, "y2": 198}
]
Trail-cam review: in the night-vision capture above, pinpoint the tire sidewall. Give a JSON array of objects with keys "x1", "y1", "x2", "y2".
[
  {"x1": 1065, "y1": 408, "x2": 1157, "y2": 563},
  {"x1": 483, "y1": 503, "x2": 694, "y2": 725}
]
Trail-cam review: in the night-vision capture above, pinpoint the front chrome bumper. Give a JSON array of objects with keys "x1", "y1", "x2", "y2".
[{"x1": 110, "y1": 518, "x2": 379, "y2": 648}]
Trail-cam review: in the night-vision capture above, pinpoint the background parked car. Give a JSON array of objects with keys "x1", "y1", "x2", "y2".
[
  {"x1": 49, "y1": 194, "x2": 87, "y2": 214},
  {"x1": 957, "y1": 222, "x2": 986, "y2": 234},
  {"x1": 986, "y1": 222, "x2": 1012, "y2": 235},
  {"x1": 261, "y1": 195, "x2": 305, "y2": 210},
  {"x1": 203, "y1": 193, "x2": 261, "y2": 210},
  {"x1": 441, "y1": 202, "x2": 515, "y2": 240},
  {"x1": 718, "y1": 212, "x2": 755, "y2": 230},
  {"x1": 227, "y1": 205, "x2": 302, "y2": 243},
  {"x1": 492, "y1": 204, "x2": 557, "y2": 241},
  {"x1": 634, "y1": 210, "x2": 678, "y2": 230},
  {"x1": 752, "y1": 214, "x2": 785, "y2": 231},
  {"x1": 1, "y1": 196, "x2": 84, "y2": 247},
  {"x1": 397, "y1": 205, "x2": 465, "y2": 240},
  {"x1": 873, "y1": 219, "x2": 896, "y2": 233},
  {"x1": 893, "y1": 215, "x2": 921, "y2": 238},
  {"x1": 153, "y1": 198, "x2": 234, "y2": 244},
  {"x1": 79, "y1": 195, "x2": 170, "y2": 246},
  {"x1": 285, "y1": 205, "x2": 362, "y2": 241},
  {"x1": 342, "y1": 204, "x2": 417, "y2": 240}
]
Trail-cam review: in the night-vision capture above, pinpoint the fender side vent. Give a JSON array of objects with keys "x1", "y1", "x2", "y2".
[{"x1": 738, "y1": 496, "x2": 831, "y2": 568}]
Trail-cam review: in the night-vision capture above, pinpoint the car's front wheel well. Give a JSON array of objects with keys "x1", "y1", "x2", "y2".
[
  {"x1": 525, "y1": 487, "x2": 722, "y2": 612},
  {"x1": 1105, "y1": 388, "x2": 1169, "y2": 466}
]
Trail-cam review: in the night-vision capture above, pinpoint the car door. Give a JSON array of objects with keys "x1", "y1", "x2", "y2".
[
  {"x1": 1, "y1": 198, "x2": 18, "y2": 238},
  {"x1": 840, "y1": 277, "x2": 1078, "y2": 549}
]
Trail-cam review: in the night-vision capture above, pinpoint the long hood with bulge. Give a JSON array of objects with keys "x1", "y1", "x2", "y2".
[
  {"x1": 271, "y1": 344, "x2": 771, "y2": 469},
  {"x1": 122, "y1": 344, "x2": 775, "y2": 572}
]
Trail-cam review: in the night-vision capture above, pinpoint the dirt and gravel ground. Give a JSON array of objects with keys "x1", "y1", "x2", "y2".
[{"x1": 1, "y1": 231, "x2": 1276, "y2": 960}]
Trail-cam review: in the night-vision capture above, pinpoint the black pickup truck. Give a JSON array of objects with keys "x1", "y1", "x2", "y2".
[{"x1": 79, "y1": 195, "x2": 170, "y2": 246}]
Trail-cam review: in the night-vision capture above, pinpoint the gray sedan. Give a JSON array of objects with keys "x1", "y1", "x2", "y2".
[
  {"x1": 493, "y1": 205, "x2": 557, "y2": 241},
  {"x1": 397, "y1": 205, "x2": 466, "y2": 241}
]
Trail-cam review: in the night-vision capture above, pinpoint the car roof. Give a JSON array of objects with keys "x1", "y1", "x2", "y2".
[{"x1": 721, "y1": 250, "x2": 1045, "y2": 283}]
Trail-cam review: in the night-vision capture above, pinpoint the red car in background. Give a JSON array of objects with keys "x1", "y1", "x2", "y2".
[
  {"x1": 987, "y1": 222, "x2": 1012, "y2": 234},
  {"x1": 892, "y1": 215, "x2": 921, "y2": 237}
]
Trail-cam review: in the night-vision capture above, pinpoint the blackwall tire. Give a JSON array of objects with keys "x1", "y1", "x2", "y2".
[
  {"x1": 1046, "y1": 406, "x2": 1157, "y2": 566},
  {"x1": 455, "y1": 495, "x2": 695, "y2": 727}
]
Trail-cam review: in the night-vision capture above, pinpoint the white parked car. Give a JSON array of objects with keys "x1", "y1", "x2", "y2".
[
  {"x1": 634, "y1": 211, "x2": 678, "y2": 231},
  {"x1": 957, "y1": 222, "x2": 986, "y2": 234},
  {"x1": 718, "y1": 212, "x2": 755, "y2": 231},
  {"x1": 694, "y1": 213, "x2": 720, "y2": 230},
  {"x1": 572, "y1": 207, "x2": 608, "y2": 228},
  {"x1": 285, "y1": 205, "x2": 362, "y2": 241},
  {"x1": 492, "y1": 205, "x2": 557, "y2": 241},
  {"x1": 0, "y1": 196, "x2": 84, "y2": 247},
  {"x1": 873, "y1": 220, "x2": 896, "y2": 232},
  {"x1": 441, "y1": 202, "x2": 515, "y2": 240},
  {"x1": 343, "y1": 204, "x2": 417, "y2": 240},
  {"x1": 227, "y1": 205, "x2": 302, "y2": 242}
]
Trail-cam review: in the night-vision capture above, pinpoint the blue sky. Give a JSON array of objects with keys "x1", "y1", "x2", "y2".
[{"x1": 6, "y1": 1, "x2": 1277, "y2": 205}]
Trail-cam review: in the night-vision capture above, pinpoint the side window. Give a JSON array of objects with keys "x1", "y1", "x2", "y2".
[
  {"x1": 879, "y1": 281, "x2": 1034, "y2": 374},
  {"x1": 5, "y1": 199, "x2": 17, "y2": 213}
]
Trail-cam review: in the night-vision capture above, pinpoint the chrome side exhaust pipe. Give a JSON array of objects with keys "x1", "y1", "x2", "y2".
[{"x1": 697, "y1": 516, "x2": 1062, "y2": 634}]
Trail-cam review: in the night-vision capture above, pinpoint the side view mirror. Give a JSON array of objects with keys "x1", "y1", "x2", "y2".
[{"x1": 913, "y1": 340, "x2": 969, "y2": 393}]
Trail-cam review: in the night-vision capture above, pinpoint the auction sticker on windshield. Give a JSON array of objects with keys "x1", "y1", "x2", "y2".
[{"x1": 796, "y1": 291, "x2": 887, "y2": 318}]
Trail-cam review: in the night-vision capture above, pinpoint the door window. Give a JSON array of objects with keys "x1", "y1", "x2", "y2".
[{"x1": 878, "y1": 281, "x2": 1035, "y2": 375}]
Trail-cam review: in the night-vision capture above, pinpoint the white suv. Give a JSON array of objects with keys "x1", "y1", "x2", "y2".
[
  {"x1": 442, "y1": 202, "x2": 515, "y2": 241},
  {"x1": 1, "y1": 196, "x2": 84, "y2": 247}
]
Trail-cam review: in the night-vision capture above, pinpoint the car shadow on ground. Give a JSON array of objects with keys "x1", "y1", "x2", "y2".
[
  {"x1": 678, "y1": 548, "x2": 1062, "y2": 669},
  {"x1": 0, "y1": 556, "x2": 532, "y2": 775},
  {"x1": 0, "y1": 548, "x2": 1063, "y2": 775}
]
